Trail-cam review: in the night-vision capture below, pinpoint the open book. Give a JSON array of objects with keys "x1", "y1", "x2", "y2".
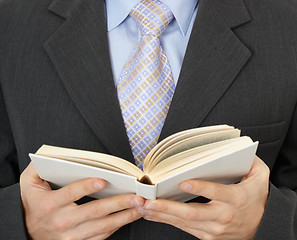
[{"x1": 29, "y1": 125, "x2": 258, "y2": 202}]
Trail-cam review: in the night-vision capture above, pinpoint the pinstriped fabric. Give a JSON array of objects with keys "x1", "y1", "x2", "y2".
[{"x1": 117, "y1": 0, "x2": 175, "y2": 169}]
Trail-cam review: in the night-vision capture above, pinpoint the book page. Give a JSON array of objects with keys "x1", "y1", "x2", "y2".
[
  {"x1": 49, "y1": 156, "x2": 134, "y2": 175},
  {"x1": 149, "y1": 137, "x2": 253, "y2": 183},
  {"x1": 143, "y1": 125, "x2": 233, "y2": 171},
  {"x1": 146, "y1": 137, "x2": 245, "y2": 176},
  {"x1": 36, "y1": 145, "x2": 144, "y2": 180},
  {"x1": 145, "y1": 129, "x2": 240, "y2": 173}
]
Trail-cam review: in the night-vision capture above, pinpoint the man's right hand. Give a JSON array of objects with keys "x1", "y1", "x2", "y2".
[{"x1": 20, "y1": 162, "x2": 144, "y2": 240}]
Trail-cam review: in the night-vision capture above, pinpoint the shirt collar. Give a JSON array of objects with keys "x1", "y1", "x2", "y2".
[{"x1": 105, "y1": 0, "x2": 198, "y2": 36}]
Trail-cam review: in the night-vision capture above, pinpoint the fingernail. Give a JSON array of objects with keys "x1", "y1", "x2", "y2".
[
  {"x1": 93, "y1": 180, "x2": 104, "y2": 190},
  {"x1": 144, "y1": 202, "x2": 155, "y2": 210},
  {"x1": 131, "y1": 198, "x2": 143, "y2": 207},
  {"x1": 180, "y1": 182, "x2": 192, "y2": 192}
]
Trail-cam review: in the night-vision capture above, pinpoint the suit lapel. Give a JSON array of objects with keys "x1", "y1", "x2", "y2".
[
  {"x1": 159, "y1": 0, "x2": 252, "y2": 141},
  {"x1": 44, "y1": 0, "x2": 135, "y2": 162}
]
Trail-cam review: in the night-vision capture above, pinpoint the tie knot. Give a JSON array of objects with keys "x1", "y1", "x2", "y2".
[{"x1": 130, "y1": 0, "x2": 174, "y2": 37}]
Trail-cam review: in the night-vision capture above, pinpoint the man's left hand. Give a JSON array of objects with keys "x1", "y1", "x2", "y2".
[{"x1": 137, "y1": 156, "x2": 270, "y2": 240}]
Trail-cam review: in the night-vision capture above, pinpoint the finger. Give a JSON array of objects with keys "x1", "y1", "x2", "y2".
[
  {"x1": 142, "y1": 213, "x2": 215, "y2": 239},
  {"x1": 86, "y1": 231, "x2": 118, "y2": 240},
  {"x1": 73, "y1": 194, "x2": 144, "y2": 224},
  {"x1": 139, "y1": 199, "x2": 217, "y2": 221},
  {"x1": 72, "y1": 208, "x2": 142, "y2": 239},
  {"x1": 38, "y1": 195, "x2": 143, "y2": 236},
  {"x1": 179, "y1": 179, "x2": 233, "y2": 202},
  {"x1": 85, "y1": 227, "x2": 120, "y2": 240},
  {"x1": 49, "y1": 178, "x2": 106, "y2": 207},
  {"x1": 181, "y1": 226, "x2": 214, "y2": 240},
  {"x1": 242, "y1": 156, "x2": 270, "y2": 181}
]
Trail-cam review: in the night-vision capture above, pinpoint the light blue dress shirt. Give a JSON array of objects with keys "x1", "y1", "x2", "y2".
[{"x1": 105, "y1": 0, "x2": 199, "y2": 86}]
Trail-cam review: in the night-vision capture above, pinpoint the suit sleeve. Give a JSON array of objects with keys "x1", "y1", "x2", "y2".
[
  {"x1": 0, "y1": 85, "x2": 28, "y2": 239},
  {"x1": 254, "y1": 104, "x2": 297, "y2": 239}
]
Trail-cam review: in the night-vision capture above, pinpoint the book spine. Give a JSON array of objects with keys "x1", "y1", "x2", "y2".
[{"x1": 135, "y1": 180, "x2": 157, "y2": 200}]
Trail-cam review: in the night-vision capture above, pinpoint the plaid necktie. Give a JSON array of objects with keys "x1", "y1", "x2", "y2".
[{"x1": 117, "y1": 0, "x2": 175, "y2": 169}]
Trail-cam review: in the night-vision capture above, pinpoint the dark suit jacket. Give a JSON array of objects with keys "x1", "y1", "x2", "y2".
[{"x1": 0, "y1": 0, "x2": 296, "y2": 239}]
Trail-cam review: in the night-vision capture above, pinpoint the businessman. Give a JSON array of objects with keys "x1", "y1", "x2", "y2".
[{"x1": 0, "y1": 0, "x2": 296, "y2": 239}]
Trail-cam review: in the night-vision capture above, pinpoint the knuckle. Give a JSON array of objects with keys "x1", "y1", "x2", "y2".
[
  {"x1": 101, "y1": 219, "x2": 114, "y2": 233},
  {"x1": 203, "y1": 234, "x2": 216, "y2": 240},
  {"x1": 123, "y1": 196, "x2": 133, "y2": 208},
  {"x1": 39, "y1": 198, "x2": 56, "y2": 214},
  {"x1": 234, "y1": 197, "x2": 245, "y2": 209},
  {"x1": 128, "y1": 209, "x2": 140, "y2": 222},
  {"x1": 117, "y1": 195, "x2": 132, "y2": 209},
  {"x1": 52, "y1": 216, "x2": 71, "y2": 233},
  {"x1": 218, "y1": 212, "x2": 233, "y2": 224},
  {"x1": 212, "y1": 224, "x2": 226, "y2": 236},
  {"x1": 66, "y1": 185, "x2": 76, "y2": 202},
  {"x1": 186, "y1": 208, "x2": 198, "y2": 221},
  {"x1": 93, "y1": 204, "x2": 105, "y2": 218}
]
